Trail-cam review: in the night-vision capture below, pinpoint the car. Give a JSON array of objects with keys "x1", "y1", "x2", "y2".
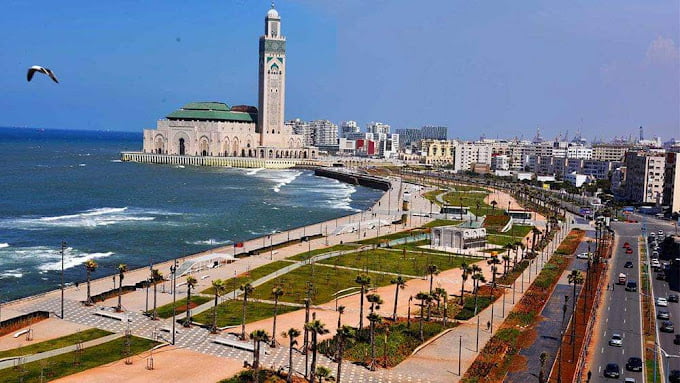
[
  {"x1": 651, "y1": 259, "x2": 661, "y2": 266},
  {"x1": 623, "y1": 242, "x2": 631, "y2": 248},
  {"x1": 658, "y1": 310, "x2": 670, "y2": 320},
  {"x1": 576, "y1": 252, "x2": 590, "y2": 259},
  {"x1": 604, "y1": 363, "x2": 621, "y2": 378},
  {"x1": 669, "y1": 294, "x2": 679, "y2": 303},
  {"x1": 675, "y1": 334, "x2": 680, "y2": 345},
  {"x1": 609, "y1": 333, "x2": 623, "y2": 347},
  {"x1": 670, "y1": 370, "x2": 680, "y2": 383},
  {"x1": 625, "y1": 248, "x2": 633, "y2": 254},
  {"x1": 660, "y1": 321, "x2": 674, "y2": 333},
  {"x1": 624, "y1": 261, "x2": 634, "y2": 268},
  {"x1": 626, "y1": 357, "x2": 643, "y2": 371},
  {"x1": 626, "y1": 280, "x2": 637, "y2": 291},
  {"x1": 657, "y1": 297, "x2": 669, "y2": 307},
  {"x1": 624, "y1": 378, "x2": 636, "y2": 383},
  {"x1": 658, "y1": 230, "x2": 664, "y2": 236}
]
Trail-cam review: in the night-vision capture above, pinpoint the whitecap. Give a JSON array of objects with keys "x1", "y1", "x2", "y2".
[
  {"x1": 78, "y1": 163, "x2": 87, "y2": 167},
  {"x1": 186, "y1": 239, "x2": 233, "y2": 246},
  {"x1": 246, "y1": 168, "x2": 265, "y2": 175},
  {"x1": 37, "y1": 250, "x2": 115, "y2": 272},
  {"x1": 0, "y1": 207, "x2": 170, "y2": 230},
  {"x1": 110, "y1": 159, "x2": 123, "y2": 163},
  {"x1": 0, "y1": 269, "x2": 23, "y2": 279},
  {"x1": 0, "y1": 243, "x2": 8, "y2": 249}
]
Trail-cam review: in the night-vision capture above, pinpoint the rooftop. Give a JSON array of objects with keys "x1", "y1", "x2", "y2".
[{"x1": 166, "y1": 102, "x2": 257, "y2": 123}]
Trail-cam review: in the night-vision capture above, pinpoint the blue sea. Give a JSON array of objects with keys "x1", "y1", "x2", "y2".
[{"x1": 0, "y1": 127, "x2": 383, "y2": 301}]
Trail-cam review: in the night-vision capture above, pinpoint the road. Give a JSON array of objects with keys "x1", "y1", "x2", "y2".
[
  {"x1": 636, "y1": 213, "x2": 680, "y2": 382},
  {"x1": 590, "y1": 222, "x2": 645, "y2": 382}
]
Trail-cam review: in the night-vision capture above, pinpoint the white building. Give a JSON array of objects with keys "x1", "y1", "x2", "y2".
[
  {"x1": 565, "y1": 172, "x2": 590, "y2": 188},
  {"x1": 490, "y1": 154, "x2": 510, "y2": 171},
  {"x1": 340, "y1": 121, "x2": 359, "y2": 138},
  {"x1": 367, "y1": 122, "x2": 391, "y2": 136},
  {"x1": 430, "y1": 226, "x2": 487, "y2": 250}
]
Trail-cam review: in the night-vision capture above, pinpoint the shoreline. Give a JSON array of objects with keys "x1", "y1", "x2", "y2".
[{"x1": 2, "y1": 171, "x2": 400, "y2": 311}]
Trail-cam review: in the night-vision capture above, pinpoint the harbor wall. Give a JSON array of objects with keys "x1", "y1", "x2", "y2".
[
  {"x1": 314, "y1": 168, "x2": 391, "y2": 191},
  {"x1": 120, "y1": 152, "x2": 321, "y2": 169}
]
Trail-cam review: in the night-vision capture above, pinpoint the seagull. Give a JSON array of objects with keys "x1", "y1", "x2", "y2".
[{"x1": 27, "y1": 66, "x2": 59, "y2": 83}]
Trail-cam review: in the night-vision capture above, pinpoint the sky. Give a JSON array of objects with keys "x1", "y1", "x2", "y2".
[{"x1": 0, "y1": 0, "x2": 678, "y2": 140}]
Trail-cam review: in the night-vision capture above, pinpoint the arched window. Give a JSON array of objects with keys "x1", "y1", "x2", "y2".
[{"x1": 179, "y1": 138, "x2": 185, "y2": 156}]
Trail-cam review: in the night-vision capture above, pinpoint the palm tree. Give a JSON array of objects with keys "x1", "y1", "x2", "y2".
[
  {"x1": 116, "y1": 264, "x2": 128, "y2": 312},
  {"x1": 503, "y1": 244, "x2": 514, "y2": 273},
  {"x1": 282, "y1": 328, "x2": 301, "y2": 383},
  {"x1": 567, "y1": 270, "x2": 583, "y2": 356},
  {"x1": 210, "y1": 279, "x2": 226, "y2": 333},
  {"x1": 436, "y1": 288, "x2": 449, "y2": 326},
  {"x1": 490, "y1": 200, "x2": 498, "y2": 212},
  {"x1": 83, "y1": 260, "x2": 98, "y2": 305},
  {"x1": 304, "y1": 320, "x2": 329, "y2": 383},
  {"x1": 335, "y1": 325, "x2": 354, "y2": 382},
  {"x1": 315, "y1": 366, "x2": 334, "y2": 382},
  {"x1": 501, "y1": 253, "x2": 511, "y2": 277},
  {"x1": 184, "y1": 275, "x2": 197, "y2": 326},
  {"x1": 538, "y1": 351, "x2": 548, "y2": 383},
  {"x1": 271, "y1": 286, "x2": 284, "y2": 347},
  {"x1": 426, "y1": 264, "x2": 439, "y2": 295},
  {"x1": 367, "y1": 312, "x2": 382, "y2": 371},
  {"x1": 415, "y1": 291, "x2": 431, "y2": 341},
  {"x1": 336, "y1": 305, "x2": 345, "y2": 329},
  {"x1": 249, "y1": 329, "x2": 270, "y2": 382},
  {"x1": 459, "y1": 262, "x2": 470, "y2": 305},
  {"x1": 515, "y1": 241, "x2": 525, "y2": 261},
  {"x1": 240, "y1": 282, "x2": 255, "y2": 340},
  {"x1": 390, "y1": 276, "x2": 407, "y2": 320},
  {"x1": 471, "y1": 271, "x2": 486, "y2": 318},
  {"x1": 355, "y1": 274, "x2": 371, "y2": 330},
  {"x1": 151, "y1": 268, "x2": 162, "y2": 319},
  {"x1": 531, "y1": 227, "x2": 542, "y2": 254},
  {"x1": 366, "y1": 293, "x2": 383, "y2": 315}
]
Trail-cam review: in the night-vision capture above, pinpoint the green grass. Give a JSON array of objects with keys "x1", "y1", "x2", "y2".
[
  {"x1": 487, "y1": 234, "x2": 520, "y2": 247},
  {"x1": 357, "y1": 230, "x2": 426, "y2": 245},
  {"x1": 201, "y1": 261, "x2": 292, "y2": 295},
  {"x1": 192, "y1": 299, "x2": 298, "y2": 328},
  {"x1": 422, "y1": 219, "x2": 463, "y2": 228},
  {"x1": 0, "y1": 328, "x2": 113, "y2": 359},
  {"x1": 0, "y1": 336, "x2": 158, "y2": 383},
  {"x1": 286, "y1": 243, "x2": 360, "y2": 261},
  {"x1": 455, "y1": 296, "x2": 494, "y2": 320},
  {"x1": 149, "y1": 295, "x2": 212, "y2": 319},
  {"x1": 392, "y1": 239, "x2": 463, "y2": 256},
  {"x1": 318, "y1": 249, "x2": 471, "y2": 277},
  {"x1": 251, "y1": 265, "x2": 391, "y2": 305},
  {"x1": 423, "y1": 189, "x2": 446, "y2": 205},
  {"x1": 442, "y1": 190, "x2": 491, "y2": 216}
]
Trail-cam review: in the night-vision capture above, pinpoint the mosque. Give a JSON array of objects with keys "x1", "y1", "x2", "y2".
[{"x1": 140, "y1": 6, "x2": 316, "y2": 160}]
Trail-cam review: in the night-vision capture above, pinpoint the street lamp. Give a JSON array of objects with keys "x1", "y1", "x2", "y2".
[
  {"x1": 60, "y1": 240, "x2": 66, "y2": 319},
  {"x1": 170, "y1": 259, "x2": 178, "y2": 345}
]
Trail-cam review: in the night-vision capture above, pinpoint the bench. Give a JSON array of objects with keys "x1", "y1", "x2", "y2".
[
  {"x1": 201, "y1": 275, "x2": 210, "y2": 280},
  {"x1": 160, "y1": 326, "x2": 180, "y2": 334},
  {"x1": 13, "y1": 330, "x2": 29, "y2": 338},
  {"x1": 212, "y1": 337, "x2": 255, "y2": 352},
  {"x1": 93, "y1": 311, "x2": 129, "y2": 322}
]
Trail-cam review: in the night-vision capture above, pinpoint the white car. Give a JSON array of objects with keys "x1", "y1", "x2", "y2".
[
  {"x1": 651, "y1": 259, "x2": 661, "y2": 268},
  {"x1": 609, "y1": 333, "x2": 623, "y2": 347},
  {"x1": 658, "y1": 230, "x2": 664, "y2": 236},
  {"x1": 656, "y1": 297, "x2": 668, "y2": 307},
  {"x1": 576, "y1": 252, "x2": 590, "y2": 259}
]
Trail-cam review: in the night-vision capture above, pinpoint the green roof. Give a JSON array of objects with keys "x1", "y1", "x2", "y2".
[{"x1": 166, "y1": 102, "x2": 256, "y2": 123}]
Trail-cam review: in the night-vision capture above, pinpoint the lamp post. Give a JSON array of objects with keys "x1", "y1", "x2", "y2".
[
  {"x1": 60, "y1": 240, "x2": 66, "y2": 319},
  {"x1": 170, "y1": 259, "x2": 178, "y2": 345}
]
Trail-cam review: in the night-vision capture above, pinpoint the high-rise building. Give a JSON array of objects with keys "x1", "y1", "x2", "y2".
[
  {"x1": 309, "y1": 120, "x2": 338, "y2": 146},
  {"x1": 258, "y1": 7, "x2": 287, "y2": 147},
  {"x1": 340, "y1": 121, "x2": 359, "y2": 138},
  {"x1": 395, "y1": 128, "x2": 422, "y2": 147},
  {"x1": 367, "y1": 122, "x2": 391, "y2": 136},
  {"x1": 421, "y1": 126, "x2": 448, "y2": 140},
  {"x1": 624, "y1": 150, "x2": 666, "y2": 204},
  {"x1": 592, "y1": 144, "x2": 631, "y2": 162},
  {"x1": 285, "y1": 119, "x2": 313, "y2": 146},
  {"x1": 664, "y1": 152, "x2": 680, "y2": 214}
]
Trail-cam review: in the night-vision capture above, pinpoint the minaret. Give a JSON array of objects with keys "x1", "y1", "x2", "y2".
[{"x1": 257, "y1": 3, "x2": 286, "y2": 147}]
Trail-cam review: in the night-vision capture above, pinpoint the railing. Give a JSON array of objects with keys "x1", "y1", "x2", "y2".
[{"x1": 120, "y1": 152, "x2": 322, "y2": 169}]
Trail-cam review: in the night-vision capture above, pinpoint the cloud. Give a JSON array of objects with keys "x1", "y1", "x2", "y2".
[{"x1": 645, "y1": 36, "x2": 680, "y2": 66}]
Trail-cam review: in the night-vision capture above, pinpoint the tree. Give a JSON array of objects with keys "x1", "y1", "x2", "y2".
[
  {"x1": 459, "y1": 262, "x2": 470, "y2": 305},
  {"x1": 151, "y1": 268, "x2": 163, "y2": 320},
  {"x1": 315, "y1": 365, "x2": 334, "y2": 382},
  {"x1": 538, "y1": 351, "x2": 548, "y2": 383},
  {"x1": 210, "y1": 279, "x2": 226, "y2": 333},
  {"x1": 282, "y1": 328, "x2": 301, "y2": 383},
  {"x1": 116, "y1": 264, "x2": 128, "y2": 312},
  {"x1": 531, "y1": 227, "x2": 542, "y2": 255},
  {"x1": 249, "y1": 329, "x2": 270, "y2": 382},
  {"x1": 305, "y1": 320, "x2": 329, "y2": 383},
  {"x1": 355, "y1": 274, "x2": 371, "y2": 330},
  {"x1": 367, "y1": 312, "x2": 382, "y2": 371},
  {"x1": 336, "y1": 305, "x2": 345, "y2": 329},
  {"x1": 184, "y1": 275, "x2": 197, "y2": 326},
  {"x1": 515, "y1": 241, "x2": 525, "y2": 262},
  {"x1": 471, "y1": 270, "x2": 486, "y2": 318},
  {"x1": 490, "y1": 200, "x2": 498, "y2": 212},
  {"x1": 390, "y1": 276, "x2": 407, "y2": 321},
  {"x1": 567, "y1": 270, "x2": 584, "y2": 356},
  {"x1": 240, "y1": 282, "x2": 255, "y2": 340},
  {"x1": 271, "y1": 286, "x2": 284, "y2": 347},
  {"x1": 434, "y1": 287, "x2": 448, "y2": 325},
  {"x1": 83, "y1": 260, "x2": 98, "y2": 306},
  {"x1": 335, "y1": 325, "x2": 354, "y2": 382},
  {"x1": 415, "y1": 292, "x2": 431, "y2": 341},
  {"x1": 426, "y1": 264, "x2": 439, "y2": 295}
]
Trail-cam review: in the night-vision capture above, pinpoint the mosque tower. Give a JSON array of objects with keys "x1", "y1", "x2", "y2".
[{"x1": 257, "y1": 4, "x2": 287, "y2": 147}]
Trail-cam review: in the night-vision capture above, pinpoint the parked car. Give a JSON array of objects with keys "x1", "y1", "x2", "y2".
[
  {"x1": 626, "y1": 280, "x2": 637, "y2": 291},
  {"x1": 626, "y1": 357, "x2": 643, "y2": 372},
  {"x1": 626, "y1": 248, "x2": 633, "y2": 254},
  {"x1": 670, "y1": 370, "x2": 680, "y2": 383},
  {"x1": 658, "y1": 310, "x2": 670, "y2": 320},
  {"x1": 609, "y1": 333, "x2": 624, "y2": 347},
  {"x1": 624, "y1": 378, "x2": 636, "y2": 383},
  {"x1": 604, "y1": 363, "x2": 621, "y2": 378},
  {"x1": 657, "y1": 297, "x2": 669, "y2": 307},
  {"x1": 669, "y1": 294, "x2": 679, "y2": 303},
  {"x1": 576, "y1": 252, "x2": 590, "y2": 259},
  {"x1": 674, "y1": 334, "x2": 680, "y2": 345},
  {"x1": 658, "y1": 230, "x2": 664, "y2": 236},
  {"x1": 624, "y1": 261, "x2": 634, "y2": 268},
  {"x1": 660, "y1": 321, "x2": 675, "y2": 333},
  {"x1": 623, "y1": 242, "x2": 631, "y2": 248}
]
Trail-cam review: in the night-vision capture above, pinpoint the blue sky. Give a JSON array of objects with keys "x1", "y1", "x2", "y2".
[{"x1": 0, "y1": 0, "x2": 677, "y2": 140}]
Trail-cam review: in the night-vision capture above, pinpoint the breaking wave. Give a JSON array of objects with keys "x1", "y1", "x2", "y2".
[{"x1": 0, "y1": 207, "x2": 180, "y2": 230}]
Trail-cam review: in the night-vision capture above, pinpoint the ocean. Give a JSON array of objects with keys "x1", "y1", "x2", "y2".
[{"x1": 0, "y1": 127, "x2": 383, "y2": 301}]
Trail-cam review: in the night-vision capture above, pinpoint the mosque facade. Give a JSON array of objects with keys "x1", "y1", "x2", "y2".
[{"x1": 141, "y1": 6, "x2": 316, "y2": 160}]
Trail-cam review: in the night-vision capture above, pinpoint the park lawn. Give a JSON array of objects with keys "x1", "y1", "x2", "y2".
[
  {"x1": 201, "y1": 261, "x2": 292, "y2": 295},
  {"x1": 286, "y1": 243, "x2": 360, "y2": 261},
  {"x1": 251, "y1": 265, "x2": 390, "y2": 305},
  {"x1": 452, "y1": 185, "x2": 488, "y2": 192},
  {"x1": 422, "y1": 219, "x2": 463, "y2": 228},
  {"x1": 0, "y1": 336, "x2": 158, "y2": 383},
  {"x1": 192, "y1": 299, "x2": 298, "y2": 328},
  {"x1": 392, "y1": 240, "x2": 459, "y2": 256},
  {"x1": 357, "y1": 230, "x2": 427, "y2": 245},
  {"x1": 318, "y1": 249, "x2": 471, "y2": 277},
  {"x1": 0, "y1": 328, "x2": 113, "y2": 359},
  {"x1": 423, "y1": 189, "x2": 446, "y2": 205},
  {"x1": 442, "y1": 190, "x2": 491, "y2": 216},
  {"x1": 150, "y1": 295, "x2": 212, "y2": 319}
]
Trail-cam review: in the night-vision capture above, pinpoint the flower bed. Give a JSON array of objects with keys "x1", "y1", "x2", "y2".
[{"x1": 554, "y1": 229, "x2": 585, "y2": 255}]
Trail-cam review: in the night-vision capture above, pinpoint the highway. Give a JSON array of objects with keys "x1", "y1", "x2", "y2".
[
  {"x1": 590, "y1": 221, "x2": 645, "y2": 382},
  {"x1": 636, "y1": 214, "x2": 680, "y2": 382}
]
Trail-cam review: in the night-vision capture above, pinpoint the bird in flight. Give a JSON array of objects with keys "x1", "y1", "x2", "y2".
[{"x1": 27, "y1": 66, "x2": 59, "y2": 83}]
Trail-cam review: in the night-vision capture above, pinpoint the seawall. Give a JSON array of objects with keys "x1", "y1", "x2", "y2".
[
  {"x1": 314, "y1": 168, "x2": 391, "y2": 191},
  {"x1": 120, "y1": 152, "x2": 321, "y2": 169}
]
